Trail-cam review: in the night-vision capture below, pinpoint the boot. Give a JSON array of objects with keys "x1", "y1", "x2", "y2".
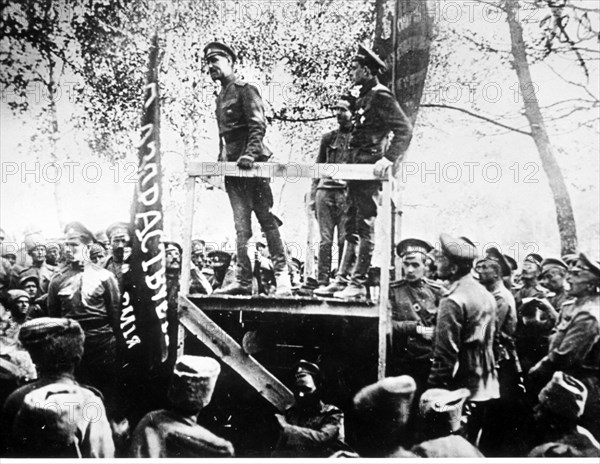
[
  {"x1": 264, "y1": 228, "x2": 292, "y2": 297},
  {"x1": 213, "y1": 281, "x2": 252, "y2": 296},
  {"x1": 214, "y1": 231, "x2": 252, "y2": 295},
  {"x1": 333, "y1": 238, "x2": 373, "y2": 301},
  {"x1": 314, "y1": 240, "x2": 357, "y2": 297}
]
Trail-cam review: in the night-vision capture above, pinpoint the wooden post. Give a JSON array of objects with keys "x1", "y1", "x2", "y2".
[
  {"x1": 378, "y1": 172, "x2": 392, "y2": 380},
  {"x1": 178, "y1": 175, "x2": 196, "y2": 357}
]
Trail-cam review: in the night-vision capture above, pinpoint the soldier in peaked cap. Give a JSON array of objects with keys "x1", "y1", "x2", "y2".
[
  {"x1": 539, "y1": 257, "x2": 570, "y2": 313},
  {"x1": 47, "y1": 222, "x2": 123, "y2": 420},
  {"x1": 388, "y1": 239, "x2": 443, "y2": 398},
  {"x1": 513, "y1": 253, "x2": 548, "y2": 308},
  {"x1": 310, "y1": 94, "x2": 357, "y2": 294},
  {"x1": 428, "y1": 233, "x2": 499, "y2": 445},
  {"x1": 104, "y1": 222, "x2": 131, "y2": 295},
  {"x1": 273, "y1": 359, "x2": 346, "y2": 457},
  {"x1": 203, "y1": 41, "x2": 292, "y2": 297},
  {"x1": 528, "y1": 251, "x2": 600, "y2": 440},
  {"x1": 332, "y1": 45, "x2": 413, "y2": 301}
]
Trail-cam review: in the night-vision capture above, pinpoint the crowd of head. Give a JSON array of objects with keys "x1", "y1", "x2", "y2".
[{"x1": 0, "y1": 222, "x2": 599, "y2": 457}]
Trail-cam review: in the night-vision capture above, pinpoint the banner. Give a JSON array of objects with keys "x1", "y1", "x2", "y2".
[{"x1": 121, "y1": 34, "x2": 169, "y2": 371}]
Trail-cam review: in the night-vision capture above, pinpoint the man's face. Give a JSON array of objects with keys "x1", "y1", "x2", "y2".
[
  {"x1": 110, "y1": 233, "x2": 130, "y2": 262},
  {"x1": 476, "y1": 260, "x2": 499, "y2": 285},
  {"x1": 294, "y1": 372, "x2": 318, "y2": 406},
  {"x1": 540, "y1": 268, "x2": 566, "y2": 293},
  {"x1": 435, "y1": 252, "x2": 452, "y2": 280},
  {"x1": 46, "y1": 245, "x2": 60, "y2": 265},
  {"x1": 5, "y1": 254, "x2": 17, "y2": 266},
  {"x1": 521, "y1": 260, "x2": 540, "y2": 279},
  {"x1": 402, "y1": 253, "x2": 426, "y2": 282},
  {"x1": 30, "y1": 245, "x2": 46, "y2": 264},
  {"x1": 206, "y1": 54, "x2": 233, "y2": 82},
  {"x1": 13, "y1": 297, "x2": 30, "y2": 318},
  {"x1": 335, "y1": 106, "x2": 352, "y2": 127},
  {"x1": 192, "y1": 249, "x2": 205, "y2": 269},
  {"x1": 64, "y1": 239, "x2": 85, "y2": 263},
  {"x1": 567, "y1": 261, "x2": 596, "y2": 297},
  {"x1": 23, "y1": 281, "x2": 38, "y2": 298},
  {"x1": 165, "y1": 247, "x2": 181, "y2": 271},
  {"x1": 350, "y1": 61, "x2": 369, "y2": 86}
]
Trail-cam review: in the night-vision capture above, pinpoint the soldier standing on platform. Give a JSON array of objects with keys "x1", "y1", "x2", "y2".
[
  {"x1": 330, "y1": 45, "x2": 413, "y2": 301},
  {"x1": 203, "y1": 41, "x2": 292, "y2": 297},
  {"x1": 387, "y1": 238, "x2": 443, "y2": 389},
  {"x1": 310, "y1": 95, "x2": 357, "y2": 292}
]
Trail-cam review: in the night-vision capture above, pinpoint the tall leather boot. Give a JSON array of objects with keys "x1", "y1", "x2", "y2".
[
  {"x1": 313, "y1": 240, "x2": 357, "y2": 297},
  {"x1": 264, "y1": 228, "x2": 292, "y2": 297},
  {"x1": 333, "y1": 237, "x2": 373, "y2": 301},
  {"x1": 214, "y1": 232, "x2": 252, "y2": 295}
]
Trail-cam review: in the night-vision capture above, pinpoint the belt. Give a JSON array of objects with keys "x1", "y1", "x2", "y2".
[{"x1": 77, "y1": 319, "x2": 110, "y2": 331}]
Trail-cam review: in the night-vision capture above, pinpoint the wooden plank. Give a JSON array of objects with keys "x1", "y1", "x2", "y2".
[
  {"x1": 178, "y1": 176, "x2": 196, "y2": 357},
  {"x1": 178, "y1": 295, "x2": 295, "y2": 412},
  {"x1": 188, "y1": 294, "x2": 378, "y2": 318},
  {"x1": 378, "y1": 173, "x2": 393, "y2": 380},
  {"x1": 187, "y1": 161, "x2": 391, "y2": 181}
]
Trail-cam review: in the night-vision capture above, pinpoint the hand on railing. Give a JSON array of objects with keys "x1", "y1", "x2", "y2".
[{"x1": 373, "y1": 158, "x2": 393, "y2": 178}]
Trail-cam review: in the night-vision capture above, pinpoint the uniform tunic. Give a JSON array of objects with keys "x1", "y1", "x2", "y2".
[
  {"x1": 428, "y1": 273, "x2": 500, "y2": 402},
  {"x1": 389, "y1": 278, "x2": 443, "y2": 381},
  {"x1": 129, "y1": 409, "x2": 234, "y2": 458}
]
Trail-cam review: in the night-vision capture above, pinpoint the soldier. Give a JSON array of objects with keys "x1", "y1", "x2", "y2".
[
  {"x1": 1, "y1": 318, "x2": 114, "y2": 458},
  {"x1": 189, "y1": 239, "x2": 212, "y2": 295},
  {"x1": 330, "y1": 45, "x2": 413, "y2": 301},
  {"x1": 203, "y1": 41, "x2": 291, "y2": 296},
  {"x1": 539, "y1": 257, "x2": 570, "y2": 312},
  {"x1": 104, "y1": 222, "x2": 132, "y2": 295},
  {"x1": 273, "y1": 360, "x2": 346, "y2": 457},
  {"x1": 47, "y1": 222, "x2": 123, "y2": 416},
  {"x1": 130, "y1": 356, "x2": 234, "y2": 458},
  {"x1": 45, "y1": 241, "x2": 62, "y2": 267},
  {"x1": 207, "y1": 250, "x2": 235, "y2": 291},
  {"x1": 513, "y1": 253, "x2": 548, "y2": 308},
  {"x1": 528, "y1": 252, "x2": 600, "y2": 440},
  {"x1": 503, "y1": 253, "x2": 518, "y2": 290},
  {"x1": 427, "y1": 233, "x2": 499, "y2": 445},
  {"x1": 21, "y1": 232, "x2": 55, "y2": 295},
  {"x1": 310, "y1": 95, "x2": 357, "y2": 292},
  {"x1": 388, "y1": 239, "x2": 443, "y2": 390}
]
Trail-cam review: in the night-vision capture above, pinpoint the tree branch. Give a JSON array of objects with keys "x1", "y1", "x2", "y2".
[{"x1": 421, "y1": 103, "x2": 532, "y2": 135}]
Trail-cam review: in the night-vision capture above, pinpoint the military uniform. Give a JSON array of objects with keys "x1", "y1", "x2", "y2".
[
  {"x1": 311, "y1": 125, "x2": 353, "y2": 286},
  {"x1": 388, "y1": 277, "x2": 444, "y2": 385},
  {"x1": 529, "y1": 294, "x2": 600, "y2": 440},
  {"x1": 47, "y1": 261, "x2": 122, "y2": 404},
  {"x1": 206, "y1": 42, "x2": 289, "y2": 295}
]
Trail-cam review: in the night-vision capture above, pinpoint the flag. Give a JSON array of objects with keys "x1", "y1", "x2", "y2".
[{"x1": 121, "y1": 34, "x2": 169, "y2": 371}]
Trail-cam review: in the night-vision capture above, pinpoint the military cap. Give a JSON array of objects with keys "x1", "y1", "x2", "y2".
[
  {"x1": 1, "y1": 242, "x2": 18, "y2": 258},
  {"x1": 561, "y1": 253, "x2": 579, "y2": 267},
  {"x1": 439, "y1": 233, "x2": 478, "y2": 262},
  {"x1": 483, "y1": 247, "x2": 511, "y2": 277},
  {"x1": 24, "y1": 231, "x2": 46, "y2": 253},
  {"x1": 164, "y1": 241, "x2": 182, "y2": 255},
  {"x1": 191, "y1": 239, "x2": 206, "y2": 254},
  {"x1": 295, "y1": 359, "x2": 320, "y2": 380},
  {"x1": 63, "y1": 222, "x2": 95, "y2": 244},
  {"x1": 89, "y1": 243, "x2": 106, "y2": 260},
  {"x1": 538, "y1": 371, "x2": 587, "y2": 421},
  {"x1": 353, "y1": 44, "x2": 387, "y2": 74},
  {"x1": 458, "y1": 236, "x2": 477, "y2": 247},
  {"x1": 333, "y1": 94, "x2": 357, "y2": 113},
  {"x1": 19, "y1": 317, "x2": 83, "y2": 346},
  {"x1": 504, "y1": 254, "x2": 518, "y2": 272},
  {"x1": 575, "y1": 251, "x2": 600, "y2": 278},
  {"x1": 524, "y1": 253, "x2": 543, "y2": 269},
  {"x1": 8, "y1": 289, "x2": 30, "y2": 304},
  {"x1": 353, "y1": 376, "x2": 416, "y2": 426},
  {"x1": 203, "y1": 41, "x2": 237, "y2": 63},
  {"x1": 18, "y1": 271, "x2": 39, "y2": 287},
  {"x1": 419, "y1": 388, "x2": 471, "y2": 432},
  {"x1": 208, "y1": 250, "x2": 232, "y2": 263},
  {"x1": 540, "y1": 257, "x2": 568, "y2": 277},
  {"x1": 168, "y1": 355, "x2": 221, "y2": 411},
  {"x1": 105, "y1": 221, "x2": 131, "y2": 239},
  {"x1": 396, "y1": 238, "x2": 433, "y2": 258}
]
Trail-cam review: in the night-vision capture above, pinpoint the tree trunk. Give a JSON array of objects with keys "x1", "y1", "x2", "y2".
[
  {"x1": 45, "y1": 51, "x2": 67, "y2": 230},
  {"x1": 505, "y1": 0, "x2": 578, "y2": 254}
]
